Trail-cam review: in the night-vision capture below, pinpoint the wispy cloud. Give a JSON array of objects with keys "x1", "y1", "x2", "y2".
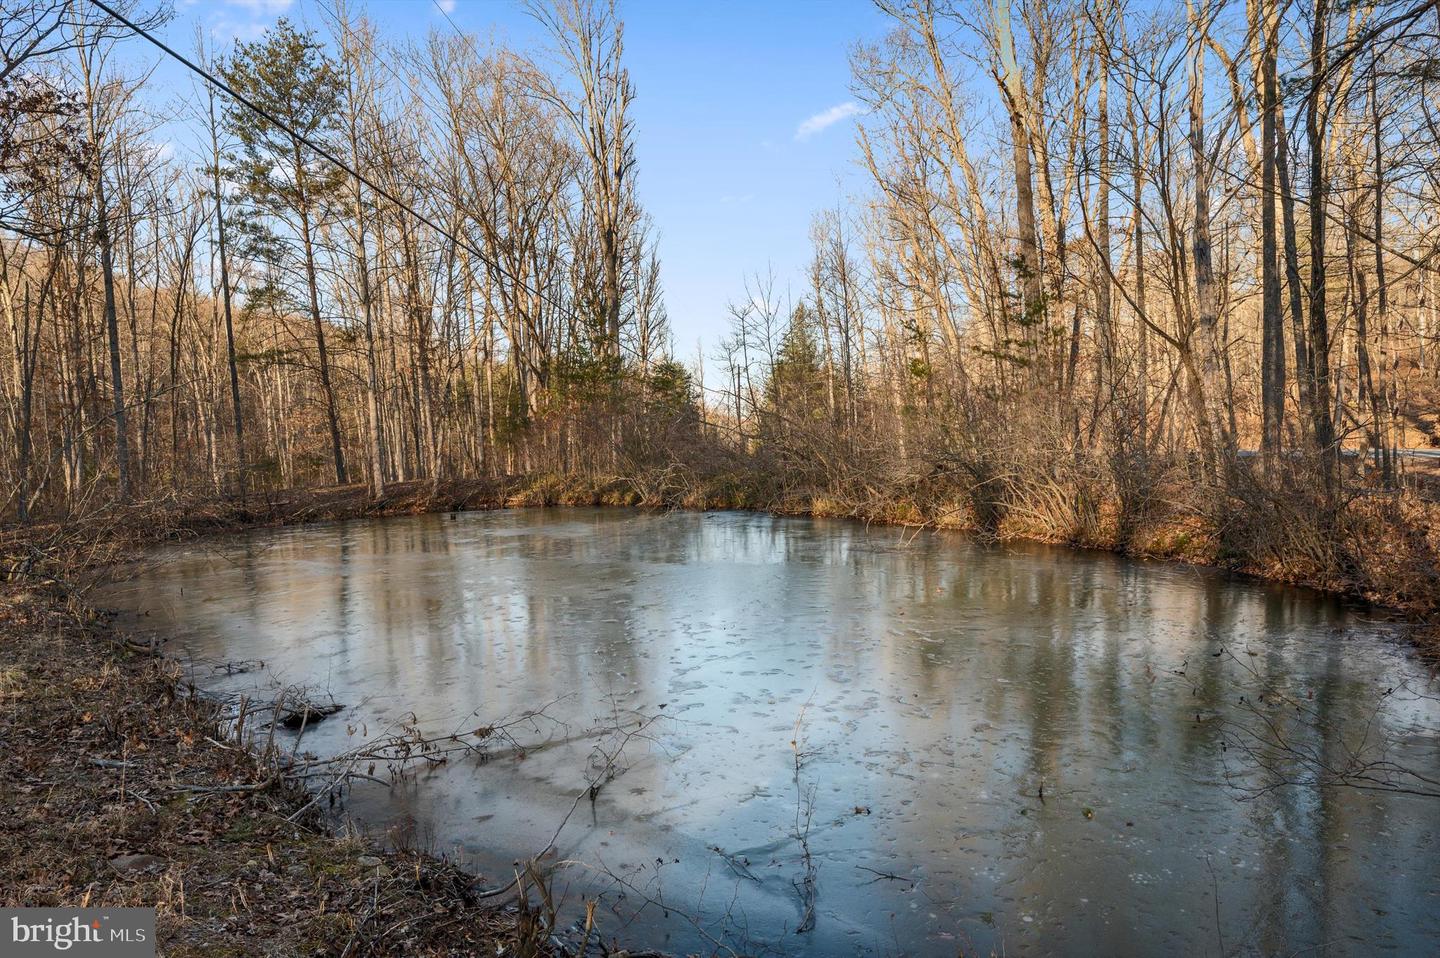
[
  {"x1": 794, "y1": 101, "x2": 861, "y2": 141},
  {"x1": 208, "y1": 0, "x2": 291, "y2": 42},
  {"x1": 141, "y1": 139, "x2": 176, "y2": 163},
  {"x1": 435, "y1": 0, "x2": 458, "y2": 12}
]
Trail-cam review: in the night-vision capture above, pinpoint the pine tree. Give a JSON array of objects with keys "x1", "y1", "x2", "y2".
[{"x1": 220, "y1": 20, "x2": 348, "y2": 484}]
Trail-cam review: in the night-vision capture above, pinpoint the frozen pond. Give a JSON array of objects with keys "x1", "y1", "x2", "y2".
[{"x1": 98, "y1": 509, "x2": 1440, "y2": 955}]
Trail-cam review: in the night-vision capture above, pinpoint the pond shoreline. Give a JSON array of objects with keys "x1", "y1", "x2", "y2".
[
  {"x1": 2, "y1": 481, "x2": 1436, "y2": 955},
  {"x1": 0, "y1": 580, "x2": 563, "y2": 956},
  {"x1": 22, "y1": 474, "x2": 1431, "y2": 658}
]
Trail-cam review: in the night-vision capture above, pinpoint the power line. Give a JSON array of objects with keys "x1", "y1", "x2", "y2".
[
  {"x1": 430, "y1": 0, "x2": 466, "y2": 39},
  {"x1": 314, "y1": 0, "x2": 663, "y2": 369},
  {"x1": 84, "y1": 0, "x2": 564, "y2": 323},
  {"x1": 311, "y1": 0, "x2": 499, "y2": 275},
  {"x1": 86, "y1": 0, "x2": 660, "y2": 369}
]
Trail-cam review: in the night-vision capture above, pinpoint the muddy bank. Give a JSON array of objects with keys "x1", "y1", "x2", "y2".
[{"x1": 0, "y1": 582, "x2": 551, "y2": 957}]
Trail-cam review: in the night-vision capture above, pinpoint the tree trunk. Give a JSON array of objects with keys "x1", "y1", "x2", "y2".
[
  {"x1": 1258, "y1": 0, "x2": 1285, "y2": 456},
  {"x1": 209, "y1": 89, "x2": 246, "y2": 496},
  {"x1": 95, "y1": 174, "x2": 132, "y2": 500},
  {"x1": 992, "y1": 1, "x2": 1046, "y2": 350},
  {"x1": 297, "y1": 191, "x2": 347, "y2": 486},
  {"x1": 1188, "y1": 5, "x2": 1229, "y2": 478},
  {"x1": 1305, "y1": 0, "x2": 1337, "y2": 478}
]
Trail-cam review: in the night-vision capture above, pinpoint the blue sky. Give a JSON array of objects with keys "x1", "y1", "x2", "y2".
[{"x1": 151, "y1": 0, "x2": 893, "y2": 357}]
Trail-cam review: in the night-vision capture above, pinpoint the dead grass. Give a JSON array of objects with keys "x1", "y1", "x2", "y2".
[
  {"x1": 0, "y1": 582, "x2": 542, "y2": 957},
  {"x1": 0, "y1": 463, "x2": 1436, "y2": 958},
  {"x1": 5, "y1": 460, "x2": 1436, "y2": 662}
]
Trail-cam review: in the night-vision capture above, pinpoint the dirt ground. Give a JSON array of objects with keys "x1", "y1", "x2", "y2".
[{"x1": 0, "y1": 581, "x2": 549, "y2": 957}]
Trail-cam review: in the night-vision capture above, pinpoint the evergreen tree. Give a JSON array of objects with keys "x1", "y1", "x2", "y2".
[
  {"x1": 220, "y1": 20, "x2": 349, "y2": 484},
  {"x1": 764, "y1": 303, "x2": 828, "y2": 436}
]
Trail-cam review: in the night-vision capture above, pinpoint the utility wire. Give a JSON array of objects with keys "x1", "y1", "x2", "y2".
[
  {"x1": 430, "y1": 0, "x2": 466, "y2": 38},
  {"x1": 313, "y1": 0, "x2": 664, "y2": 371},
  {"x1": 85, "y1": 0, "x2": 561, "y2": 321},
  {"x1": 87, "y1": 0, "x2": 662, "y2": 371}
]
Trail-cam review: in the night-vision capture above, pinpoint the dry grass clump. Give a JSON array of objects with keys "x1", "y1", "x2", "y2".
[
  {"x1": 728, "y1": 423, "x2": 1440, "y2": 625},
  {"x1": 6, "y1": 451, "x2": 1438, "y2": 636}
]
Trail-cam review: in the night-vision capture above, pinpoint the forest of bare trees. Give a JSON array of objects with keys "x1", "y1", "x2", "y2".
[
  {"x1": 1, "y1": 0, "x2": 691, "y2": 522},
  {"x1": 6, "y1": 0, "x2": 1440, "y2": 606},
  {"x1": 710, "y1": 0, "x2": 1440, "y2": 606}
]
